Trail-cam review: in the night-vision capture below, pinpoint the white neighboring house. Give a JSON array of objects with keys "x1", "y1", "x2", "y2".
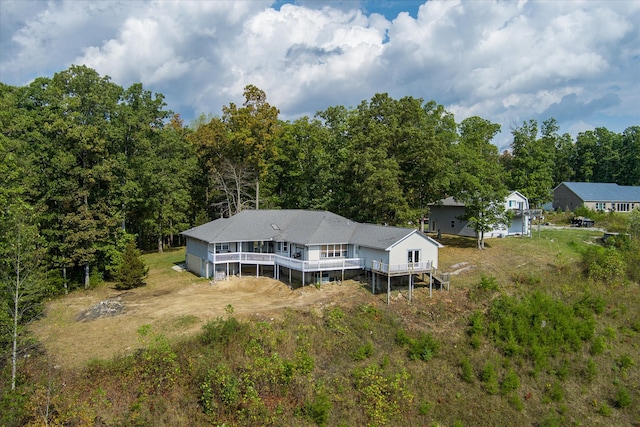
[
  {"x1": 428, "y1": 191, "x2": 530, "y2": 238},
  {"x1": 180, "y1": 210, "x2": 443, "y2": 289}
]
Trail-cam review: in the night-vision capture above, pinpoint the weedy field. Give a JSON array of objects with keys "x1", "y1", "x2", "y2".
[{"x1": 4, "y1": 227, "x2": 640, "y2": 426}]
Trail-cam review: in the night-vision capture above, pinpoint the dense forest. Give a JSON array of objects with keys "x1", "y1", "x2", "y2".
[
  {"x1": 2, "y1": 66, "x2": 638, "y2": 291},
  {"x1": 1, "y1": 65, "x2": 639, "y2": 425}
]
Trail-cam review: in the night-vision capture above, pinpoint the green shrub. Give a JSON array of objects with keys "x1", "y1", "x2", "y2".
[
  {"x1": 469, "y1": 335, "x2": 482, "y2": 349},
  {"x1": 485, "y1": 292, "x2": 595, "y2": 366},
  {"x1": 582, "y1": 246, "x2": 626, "y2": 284},
  {"x1": 598, "y1": 403, "x2": 612, "y2": 417},
  {"x1": 460, "y1": 357, "x2": 474, "y2": 383},
  {"x1": 615, "y1": 354, "x2": 634, "y2": 371},
  {"x1": 326, "y1": 307, "x2": 349, "y2": 334},
  {"x1": 500, "y1": 369, "x2": 520, "y2": 395},
  {"x1": 352, "y1": 341, "x2": 374, "y2": 361},
  {"x1": 614, "y1": 386, "x2": 632, "y2": 409},
  {"x1": 467, "y1": 311, "x2": 485, "y2": 336},
  {"x1": 395, "y1": 328, "x2": 411, "y2": 346},
  {"x1": 478, "y1": 275, "x2": 499, "y2": 291},
  {"x1": 407, "y1": 332, "x2": 439, "y2": 362},
  {"x1": 418, "y1": 401, "x2": 433, "y2": 416},
  {"x1": 582, "y1": 358, "x2": 598, "y2": 382},
  {"x1": 0, "y1": 389, "x2": 29, "y2": 427},
  {"x1": 481, "y1": 362, "x2": 499, "y2": 395},
  {"x1": 200, "y1": 316, "x2": 248, "y2": 346},
  {"x1": 590, "y1": 336, "x2": 606, "y2": 355},
  {"x1": 573, "y1": 293, "x2": 606, "y2": 316},
  {"x1": 555, "y1": 359, "x2": 570, "y2": 381},
  {"x1": 511, "y1": 273, "x2": 541, "y2": 286},
  {"x1": 508, "y1": 393, "x2": 524, "y2": 411},
  {"x1": 574, "y1": 205, "x2": 597, "y2": 218},
  {"x1": 546, "y1": 381, "x2": 564, "y2": 403},
  {"x1": 539, "y1": 414, "x2": 564, "y2": 427},
  {"x1": 352, "y1": 364, "x2": 412, "y2": 426},
  {"x1": 301, "y1": 391, "x2": 331, "y2": 426}
]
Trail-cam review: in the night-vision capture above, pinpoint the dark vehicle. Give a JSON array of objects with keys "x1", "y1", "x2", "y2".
[{"x1": 571, "y1": 216, "x2": 595, "y2": 227}]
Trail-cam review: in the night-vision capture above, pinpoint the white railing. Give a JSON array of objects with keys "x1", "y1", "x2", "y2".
[
  {"x1": 209, "y1": 252, "x2": 275, "y2": 264},
  {"x1": 275, "y1": 255, "x2": 363, "y2": 272},
  {"x1": 209, "y1": 252, "x2": 363, "y2": 272},
  {"x1": 372, "y1": 260, "x2": 433, "y2": 275}
]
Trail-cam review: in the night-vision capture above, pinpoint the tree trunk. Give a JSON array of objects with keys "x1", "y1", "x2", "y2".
[
  {"x1": 158, "y1": 213, "x2": 164, "y2": 253},
  {"x1": 11, "y1": 271, "x2": 19, "y2": 390},
  {"x1": 84, "y1": 263, "x2": 90, "y2": 289},
  {"x1": 63, "y1": 265, "x2": 68, "y2": 294}
]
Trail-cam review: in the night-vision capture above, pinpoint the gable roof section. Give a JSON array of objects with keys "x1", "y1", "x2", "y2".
[
  {"x1": 181, "y1": 210, "x2": 358, "y2": 245},
  {"x1": 506, "y1": 191, "x2": 528, "y2": 203},
  {"x1": 556, "y1": 182, "x2": 640, "y2": 202},
  {"x1": 181, "y1": 209, "x2": 441, "y2": 249},
  {"x1": 430, "y1": 191, "x2": 527, "y2": 207},
  {"x1": 428, "y1": 196, "x2": 465, "y2": 207},
  {"x1": 349, "y1": 224, "x2": 414, "y2": 250}
]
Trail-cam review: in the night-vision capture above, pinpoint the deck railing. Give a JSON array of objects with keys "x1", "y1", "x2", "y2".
[
  {"x1": 209, "y1": 251, "x2": 363, "y2": 272},
  {"x1": 209, "y1": 251, "x2": 432, "y2": 276},
  {"x1": 210, "y1": 252, "x2": 275, "y2": 264},
  {"x1": 371, "y1": 260, "x2": 433, "y2": 276},
  {"x1": 275, "y1": 255, "x2": 363, "y2": 272}
]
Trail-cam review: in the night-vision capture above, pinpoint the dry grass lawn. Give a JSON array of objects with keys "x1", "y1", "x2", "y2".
[
  {"x1": 30, "y1": 249, "x2": 369, "y2": 369},
  {"x1": 29, "y1": 228, "x2": 603, "y2": 370}
]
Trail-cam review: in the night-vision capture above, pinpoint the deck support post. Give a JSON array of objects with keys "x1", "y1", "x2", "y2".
[
  {"x1": 429, "y1": 268, "x2": 433, "y2": 298},
  {"x1": 372, "y1": 271, "x2": 375, "y2": 294},
  {"x1": 409, "y1": 273, "x2": 413, "y2": 303},
  {"x1": 387, "y1": 274, "x2": 390, "y2": 305}
]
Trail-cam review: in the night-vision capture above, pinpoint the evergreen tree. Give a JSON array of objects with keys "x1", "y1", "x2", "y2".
[{"x1": 114, "y1": 241, "x2": 148, "y2": 290}]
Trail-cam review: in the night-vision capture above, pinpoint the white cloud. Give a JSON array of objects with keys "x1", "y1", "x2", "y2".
[{"x1": 1, "y1": 0, "x2": 638, "y2": 140}]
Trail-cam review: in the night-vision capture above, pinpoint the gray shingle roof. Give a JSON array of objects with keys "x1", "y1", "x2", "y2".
[
  {"x1": 181, "y1": 210, "x2": 440, "y2": 250},
  {"x1": 558, "y1": 182, "x2": 640, "y2": 202}
]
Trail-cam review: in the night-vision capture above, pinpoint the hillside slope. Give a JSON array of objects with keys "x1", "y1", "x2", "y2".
[{"x1": 7, "y1": 230, "x2": 640, "y2": 426}]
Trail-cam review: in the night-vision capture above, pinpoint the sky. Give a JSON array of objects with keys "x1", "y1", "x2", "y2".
[{"x1": 1, "y1": 0, "x2": 639, "y2": 149}]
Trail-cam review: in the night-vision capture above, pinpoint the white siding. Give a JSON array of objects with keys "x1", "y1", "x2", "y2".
[{"x1": 388, "y1": 232, "x2": 440, "y2": 269}]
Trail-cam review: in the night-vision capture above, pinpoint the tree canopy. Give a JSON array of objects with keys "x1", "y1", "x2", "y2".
[{"x1": 1, "y1": 65, "x2": 638, "y2": 291}]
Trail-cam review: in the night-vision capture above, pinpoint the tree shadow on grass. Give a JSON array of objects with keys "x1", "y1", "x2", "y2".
[{"x1": 432, "y1": 234, "x2": 490, "y2": 249}]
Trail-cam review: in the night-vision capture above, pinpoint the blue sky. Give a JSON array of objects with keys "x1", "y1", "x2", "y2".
[{"x1": 1, "y1": 0, "x2": 638, "y2": 149}]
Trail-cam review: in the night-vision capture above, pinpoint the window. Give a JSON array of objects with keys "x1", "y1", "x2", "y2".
[
  {"x1": 215, "y1": 242, "x2": 229, "y2": 252},
  {"x1": 617, "y1": 203, "x2": 630, "y2": 212},
  {"x1": 451, "y1": 220, "x2": 455, "y2": 228},
  {"x1": 277, "y1": 241, "x2": 289, "y2": 252},
  {"x1": 407, "y1": 250, "x2": 420, "y2": 264},
  {"x1": 321, "y1": 244, "x2": 347, "y2": 258},
  {"x1": 595, "y1": 202, "x2": 605, "y2": 211}
]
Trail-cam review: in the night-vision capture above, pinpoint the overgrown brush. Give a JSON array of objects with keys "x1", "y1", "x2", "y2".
[{"x1": 480, "y1": 291, "x2": 597, "y2": 369}]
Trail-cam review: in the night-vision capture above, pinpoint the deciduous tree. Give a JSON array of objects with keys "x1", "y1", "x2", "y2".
[{"x1": 453, "y1": 117, "x2": 508, "y2": 249}]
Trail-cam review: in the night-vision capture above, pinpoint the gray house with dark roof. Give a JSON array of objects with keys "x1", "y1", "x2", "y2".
[
  {"x1": 181, "y1": 210, "x2": 443, "y2": 288},
  {"x1": 428, "y1": 191, "x2": 531, "y2": 237},
  {"x1": 553, "y1": 182, "x2": 640, "y2": 212}
]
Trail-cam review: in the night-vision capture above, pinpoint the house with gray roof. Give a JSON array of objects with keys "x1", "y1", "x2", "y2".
[
  {"x1": 428, "y1": 191, "x2": 531, "y2": 238},
  {"x1": 181, "y1": 210, "x2": 443, "y2": 291},
  {"x1": 553, "y1": 182, "x2": 640, "y2": 212}
]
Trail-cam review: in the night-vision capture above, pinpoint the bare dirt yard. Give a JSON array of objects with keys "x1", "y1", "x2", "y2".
[{"x1": 30, "y1": 274, "x2": 370, "y2": 369}]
